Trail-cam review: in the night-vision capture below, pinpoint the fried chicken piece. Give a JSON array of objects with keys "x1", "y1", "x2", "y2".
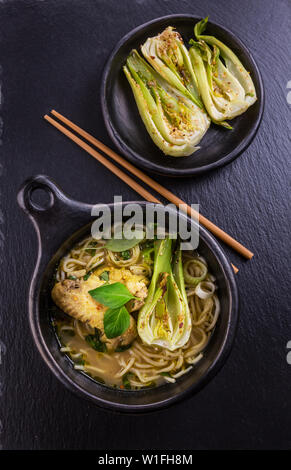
[{"x1": 52, "y1": 268, "x2": 148, "y2": 351}]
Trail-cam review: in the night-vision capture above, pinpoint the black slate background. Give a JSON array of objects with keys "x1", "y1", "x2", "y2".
[{"x1": 1, "y1": 0, "x2": 290, "y2": 450}]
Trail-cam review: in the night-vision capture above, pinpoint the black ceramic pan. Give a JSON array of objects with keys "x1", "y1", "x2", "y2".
[
  {"x1": 101, "y1": 14, "x2": 264, "y2": 177},
  {"x1": 17, "y1": 175, "x2": 239, "y2": 413}
]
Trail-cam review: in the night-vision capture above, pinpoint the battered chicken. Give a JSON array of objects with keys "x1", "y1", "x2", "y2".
[{"x1": 52, "y1": 268, "x2": 148, "y2": 351}]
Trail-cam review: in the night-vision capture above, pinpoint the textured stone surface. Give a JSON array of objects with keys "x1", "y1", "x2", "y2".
[{"x1": 0, "y1": 0, "x2": 290, "y2": 450}]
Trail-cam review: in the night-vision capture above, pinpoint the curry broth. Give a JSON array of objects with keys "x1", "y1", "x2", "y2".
[{"x1": 54, "y1": 318, "x2": 165, "y2": 389}]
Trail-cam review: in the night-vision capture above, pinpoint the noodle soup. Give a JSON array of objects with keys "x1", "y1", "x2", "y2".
[{"x1": 51, "y1": 232, "x2": 220, "y2": 390}]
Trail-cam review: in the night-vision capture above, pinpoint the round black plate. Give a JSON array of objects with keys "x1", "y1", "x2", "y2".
[{"x1": 101, "y1": 14, "x2": 264, "y2": 177}]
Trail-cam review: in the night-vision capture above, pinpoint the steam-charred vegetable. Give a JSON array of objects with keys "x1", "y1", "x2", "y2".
[
  {"x1": 138, "y1": 239, "x2": 191, "y2": 351},
  {"x1": 189, "y1": 17, "x2": 257, "y2": 123},
  {"x1": 195, "y1": 18, "x2": 256, "y2": 104},
  {"x1": 123, "y1": 50, "x2": 210, "y2": 157},
  {"x1": 141, "y1": 26, "x2": 202, "y2": 108}
]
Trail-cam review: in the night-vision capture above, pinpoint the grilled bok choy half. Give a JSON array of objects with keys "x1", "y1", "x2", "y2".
[
  {"x1": 189, "y1": 17, "x2": 257, "y2": 123},
  {"x1": 123, "y1": 50, "x2": 210, "y2": 157},
  {"x1": 141, "y1": 26, "x2": 202, "y2": 108},
  {"x1": 138, "y1": 238, "x2": 192, "y2": 351}
]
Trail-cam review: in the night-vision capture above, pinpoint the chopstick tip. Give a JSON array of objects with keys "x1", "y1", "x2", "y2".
[{"x1": 231, "y1": 264, "x2": 239, "y2": 274}]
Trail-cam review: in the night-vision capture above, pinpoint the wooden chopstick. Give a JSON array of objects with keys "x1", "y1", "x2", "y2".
[
  {"x1": 44, "y1": 115, "x2": 160, "y2": 203},
  {"x1": 48, "y1": 110, "x2": 253, "y2": 261},
  {"x1": 44, "y1": 112, "x2": 241, "y2": 273}
]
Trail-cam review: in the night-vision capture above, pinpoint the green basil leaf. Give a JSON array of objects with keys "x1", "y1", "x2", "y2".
[
  {"x1": 105, "y1": 230, "x2": 144, "y2": 252},
  {"x1": 99, "y1": 271, "x2": 109, "y2": 281},
  {"x1": 89, "y1": 282, "x2": 135, "y2": 308},
  {"x1": 104, "y1": 306, "x2": 130, "y2": 338}
]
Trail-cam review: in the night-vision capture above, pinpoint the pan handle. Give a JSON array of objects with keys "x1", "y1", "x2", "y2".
[{"x1": 17, "y1": 175, "x2": 94, "y2": 249}]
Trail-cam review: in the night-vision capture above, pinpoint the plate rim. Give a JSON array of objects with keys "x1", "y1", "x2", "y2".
[{"x1": 101, "y1": 14, "x2": 265, "y2": 177}]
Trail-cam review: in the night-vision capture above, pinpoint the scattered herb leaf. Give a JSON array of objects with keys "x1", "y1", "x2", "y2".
[
  {"x1": 99, "y1": 271, "x2": 109, "y2": 282},
  {"x1": 121, "y1": 250, "x2": 131, "y2": 260},
  {"x1": 89, "y1": 282, "x2": 136, "y2": 308},
  {"x1": 122, "y1": 373, "x2": 132, "y2": 390},
  {"x1": 104, "y1": 306, "x2": 130, "y2": 338},
  {"x1": 85, "y1": 328, "x2": 107, "y2": 352},
  {"x1": 68, "y1": 275, "x2": 77, "y2": 280},
  {"x1": 83, "y1": 271, "x2": 93, "y2": 281},
  {"x1": 105, "y1": 230, "x2": 144, "y2": 252}
]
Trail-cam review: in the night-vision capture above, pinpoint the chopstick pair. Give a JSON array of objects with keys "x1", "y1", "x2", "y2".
[{"x1": 44, "y1": 110, "x2": 255, "y2": 273}]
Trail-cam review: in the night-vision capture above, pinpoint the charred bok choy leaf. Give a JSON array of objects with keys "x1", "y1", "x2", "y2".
[
  {"x1": 189, "y1": 17, "x2": 257, "y2": 123},
  {"x1": 123, "y1": 50, "x2": 210, "y2": 157},
  {"x1": 137, "y1": 239, "x2": 191, "y2": 351}
]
